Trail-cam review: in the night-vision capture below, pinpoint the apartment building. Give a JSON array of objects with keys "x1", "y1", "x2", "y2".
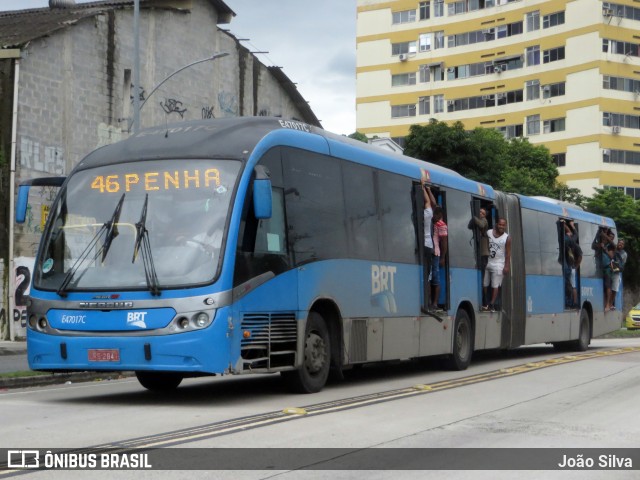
[{"x1": 356, "y1": 0, "x2": 640, "y2": 197}]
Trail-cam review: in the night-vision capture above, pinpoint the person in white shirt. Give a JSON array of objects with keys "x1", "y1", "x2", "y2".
[
  {"x1": 422, "y1": 183, "x2": 437, "y2": 312},
  {"x1": 482, "y1": 218, "x2": 511, "y2": 312}
]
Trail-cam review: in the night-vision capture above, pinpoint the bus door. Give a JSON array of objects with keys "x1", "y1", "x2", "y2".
[
  {"x1": 494, "y1": 192, "x2": 526, "y2": 348},
  {"x1": 413, "y1": 183, "x2": 430, "y2": 312}
]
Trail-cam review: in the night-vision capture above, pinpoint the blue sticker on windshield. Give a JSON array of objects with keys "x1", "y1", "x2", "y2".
[{"x1": 42, "y1": 258, "x2": 54, "y2": 273}]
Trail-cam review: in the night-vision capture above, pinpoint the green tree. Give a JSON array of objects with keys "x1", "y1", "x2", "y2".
[
  {"x1": 500, "y1": 138, "x2": 558, "y2": 197},
  {"x1": 348, "y1": 131, "x2": 369, "y2": 143},
  {"x1": 586, "y1": 188, "x2": 640, "y2": 289}
]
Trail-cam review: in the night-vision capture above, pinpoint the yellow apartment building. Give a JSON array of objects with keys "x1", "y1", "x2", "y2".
[{"x1": 356, "y1": 0, "x2": 640, "y2": 196}]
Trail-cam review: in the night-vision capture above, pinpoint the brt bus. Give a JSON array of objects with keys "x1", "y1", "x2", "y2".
[{"x1": 16, "y1": 117, "x2": 621, "y2": 393}]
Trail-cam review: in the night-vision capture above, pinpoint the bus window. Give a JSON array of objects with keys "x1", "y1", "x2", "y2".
[
  {"x1": 283, "y1": 149, "x2": 348, "y2": 265},
  {"x1": 343, "y1": 162, "x2": 380, "y2": 260},
  {"x1": 377, "y1": 171, "x2": 416, "y2": 264}
]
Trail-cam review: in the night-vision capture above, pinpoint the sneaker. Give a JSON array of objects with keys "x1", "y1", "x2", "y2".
[
  {"x1": 480, "y1": 305, "x2": 489, "y2": 312},
  {"x1": 489, "y1": 305, "x2": 496, "y2": 313}
]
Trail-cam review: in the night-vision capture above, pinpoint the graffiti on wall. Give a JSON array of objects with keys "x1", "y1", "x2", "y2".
[
  {"x1": 218, "y1": 92, "x2": 238, "y2": 116},
  {"x1": 12, "y1": 257, "x2": 35, "y2": 338},
  {"x1": 202, "y1": 106, "x2": 215, "y2": 119},
  {"x1": 160, "y1": 98, "x2": 187, "y2": 118},
  {"x1": 20, "y1": 137, "x2": 65, "y2": 175},
  {"x1": 130, "y1": 84, "x2": 146, "y2": 103}
]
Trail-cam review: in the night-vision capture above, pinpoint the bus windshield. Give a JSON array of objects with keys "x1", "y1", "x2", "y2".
[{"x1": 34, "y1": 158, "x2": 241, "y2": 293}]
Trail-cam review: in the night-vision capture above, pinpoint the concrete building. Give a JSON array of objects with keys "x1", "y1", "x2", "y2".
[
  {"x1": 0, "y1": 0, "x2": 320, "y2": 340},
  {"x1": 356, "y1": 0, "x2": 640, "y2": 197}
]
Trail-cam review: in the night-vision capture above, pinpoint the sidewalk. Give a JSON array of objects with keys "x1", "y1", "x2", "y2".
[{"x1": 0, "y1": 340, "x2": 27, "y2": 356}]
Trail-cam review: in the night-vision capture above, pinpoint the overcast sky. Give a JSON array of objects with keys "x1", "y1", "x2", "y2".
[{"x1": 1, "y1": 0, "x2": 356, "y2": 135}]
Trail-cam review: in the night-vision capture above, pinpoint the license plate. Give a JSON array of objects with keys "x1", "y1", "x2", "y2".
[{"x1": 88, "y1": 349, "x2": 120, "y2": 362}]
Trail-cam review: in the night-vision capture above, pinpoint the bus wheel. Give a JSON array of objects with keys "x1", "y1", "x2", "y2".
[
  {"x1": 135, "y1": 371, "x2": 183, "y2": 391},
  {"x1": 444, "y1": 309, "x2": 473, "y2": 370},
  {"x1": 569, "y1": 309, "x2": 591, "y2": 352},
  {"x1": 281, "y1": 311, "x2": 331, "y2": 393}
]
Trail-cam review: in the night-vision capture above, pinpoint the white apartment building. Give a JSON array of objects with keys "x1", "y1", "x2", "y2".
[{"x1": 356, "y1": 0, "x2": 640, "y2": 197}]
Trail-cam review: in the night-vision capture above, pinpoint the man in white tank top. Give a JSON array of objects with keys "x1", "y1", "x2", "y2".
[{"x1": 482, "y1": 218, "x2": 511, "y2": 312}]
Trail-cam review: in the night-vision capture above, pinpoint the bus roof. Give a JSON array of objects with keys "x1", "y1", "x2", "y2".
[{"x1": 74, "y1": 117, "x2": 495, "y2": 199}]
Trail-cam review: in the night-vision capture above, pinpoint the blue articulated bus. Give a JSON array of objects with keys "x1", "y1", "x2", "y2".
[{"x1": 16, "y1": 117, "x2": 621, "y2": 393}]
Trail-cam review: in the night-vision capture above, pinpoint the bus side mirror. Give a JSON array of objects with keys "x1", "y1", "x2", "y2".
[
  {"x1": 253, "y1": 179, "x2": 272, "y2": 220},
  {"x1": 15, "y1": 176, "x2": 66, "y2": 224},
  {"x1": 16, "y1": 185, "x2": 30, "y2": 224}
]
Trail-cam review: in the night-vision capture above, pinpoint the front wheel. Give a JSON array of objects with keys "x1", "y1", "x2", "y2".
[
  {"x1": 281, "y1": 311, "x2": 331, "y2": 393},
  {"x1": 443, "y1": 309, "x2": 473, "y2": 370},
  {"x1": 135, "y1": 371, "x2": 183, "y2": 391}
]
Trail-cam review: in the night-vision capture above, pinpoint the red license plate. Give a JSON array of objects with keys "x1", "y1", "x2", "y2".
[{"x1": 88, "y1": 349, "x2": 120, "y2": 362}]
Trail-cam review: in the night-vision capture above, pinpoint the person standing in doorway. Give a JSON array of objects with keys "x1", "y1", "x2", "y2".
[
  {"x1": 482, "y1": 218, "x2": 511, "y2": 312},
  {"x1": 611, "y1": 239, "x2": 627, "y2": 310},
  {"x1": 422, "y1": 183, "x2": 437, "y2": 313},
  {"x1": 431, "y1": 205, "x2": 448, "y2": 312}
]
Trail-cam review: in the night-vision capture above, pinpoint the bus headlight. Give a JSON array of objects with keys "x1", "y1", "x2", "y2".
[
  {"x1": 193, "y1": 312, "x2": 210, "y2": 328},
  {"x1": 37, "y1": 317, "x2": 48, "y2": 331}
]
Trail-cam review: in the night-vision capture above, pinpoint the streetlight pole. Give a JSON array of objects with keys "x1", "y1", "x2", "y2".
[
  {"x1": 132, "y1": 0, "x2": 141, "y2": 133},
  {"x1": 129, "y1": 53, "x2": 229, "y2": 132}
]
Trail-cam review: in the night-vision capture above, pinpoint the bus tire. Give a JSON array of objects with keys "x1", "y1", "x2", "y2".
[
  {"x1": 281, "y1": 311, "x2": 331, "y2": 393},
  {"x1": 569, "y1": 309, "x2": 591, "y2": 352},
  {"x1": 444, "y1": 309, "x2": 473, "y2": 371},
  {"x1": 135, "y1": 371, "x2": 183, "y2": 391}
]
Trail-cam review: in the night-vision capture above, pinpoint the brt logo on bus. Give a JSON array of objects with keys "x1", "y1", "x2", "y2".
[{"x1": 371, "y1": 265, "x2": 398, "y2": 314}]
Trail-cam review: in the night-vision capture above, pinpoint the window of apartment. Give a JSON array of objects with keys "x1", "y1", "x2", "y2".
[
  {"x1": 526, "y1": 45, "x2": 540, "y2": 66},
  {"x1": 434, "y1": 31, "x2": 445, "y2": 49},
  {"x1": 605, "y1": 185, "x2": 640, "y2": 200},
  {"x1": 497, "y1": 21, "x2": 523, "y2": 39},
  {"x1": 543, "y1": 46, "x2": 565, "y2": 63},
  {"x1": 543, "y1": 118, "x2": 566, "y2": 133},
  {"x1": 392, "y1": 10, "x2": 416, "y2": 24},
  {"x1": 434, "y1": 94, "x2": 444, "y2": 113},
  {"x1": 604, "y1": 112, "x2": 640, "y2": 128},
  {"x1": 526, "y1": 79, "x2": 540, "y2": 100},
  {"x1": 448, "y1": 1, "x2": 467, "y2": 16},
  {"x1": 392, "y1": 73, "x2": 416, "y2": 86},
  {"x1": 526, "y1": 11, "x2": 540, "y2": 31},
  {"x1": 603, "y1": 3, "x2": 640, "y2": 22},
  {"x1": 603, "y1": 39, "x2": 640, "y2": 57},
  {"x1": 497, "y1": 124, "x2": 524, "y2": 139},
  {"x1": 391, "y1": 137, "x2": 407, "y2": 148},
  {"x1": 392, "y1": 41, "x2": 417, "y2": 55},
  {"x1": 419, "y1": 2, "x2": 431, "y2": 20},
  {"x1": 419, "y1": 33, "x2": 433, "y2": 51},
  {"x1": 603, "y1": 75, "x2": 640, "y2": 93},
  {"x1": 552, "y1": 153, "x2": 566, "y2": 167},
  {"x1": 496, "y1": 89, "x2": 524, "y2": 106},
  {"x1": 434, "y1": 0, "x2": 444, "y2": 17},
  {"x1": 543, "y1": 11, "x2": 565, "y2": 29},
  {"x1": 605, "y1": 149, "x2": 640, "y2": 165},
  {"x1": 542, "y1": 82, "x2": 565, "y2": 98},
  {"x1": 419, "y1": 96, "x2": 430, "y2": 115},
  {"x1": 431, "y1": 64, "x2": 444, "y2": 82},
  {"x1": 447, "y1": 65, "x2": 470, "y2": 80},
  {"x1": 527, "y1": 114, "x2": 540, "y2": 135},
  {"x1": 419, "y1": 64, "x2": 430, "y2": 82},
  {"x1": 391, "y1": 104, "x2": 416, "y2": 118}
]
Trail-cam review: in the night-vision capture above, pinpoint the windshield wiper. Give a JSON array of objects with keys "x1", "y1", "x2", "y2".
[
  {"x1": 56, "y1": 193, "x2": 126, "y2": 296},
  {"x1": 102, "y1": 193, "x2": 125, "y2": 262},
  {"x1": 132, "y1": 194, "x2": 161, "y2": 296}
]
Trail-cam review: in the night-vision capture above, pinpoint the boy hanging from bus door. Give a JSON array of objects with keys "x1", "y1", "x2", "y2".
[{"x1": 421, "y1": 182, "x2": 436, "y2": 314}]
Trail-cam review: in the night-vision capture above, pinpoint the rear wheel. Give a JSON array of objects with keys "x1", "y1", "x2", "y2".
[
  {"x1": 443, "y1": 309, "x2": 473, "y2": 370},
  {"x1": 281, "y1": 311, "x2": 331, "y2": 393},
  {"x1": 135, "y1": 371, "x2": 183, "y2": 391},
  {"x1": 569, "y1": 309, "x2": 591, "y2": 352}
]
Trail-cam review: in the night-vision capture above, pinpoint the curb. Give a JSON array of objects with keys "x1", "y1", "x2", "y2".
[{"x1": 0, "y1": 372, "x2": 134, "y2": 390}]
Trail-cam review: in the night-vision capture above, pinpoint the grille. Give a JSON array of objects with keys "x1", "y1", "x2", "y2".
[
  {"x1": 350, "y1": 319, "x2": 368, "y2": 363},
  {"x1": 240, "y1": 313, "x2": 297, "y2": 370}
]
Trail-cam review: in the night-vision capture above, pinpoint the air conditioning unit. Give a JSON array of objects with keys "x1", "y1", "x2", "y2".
[
  {"x1": 612, "y1": 125, "x2": 621, "y2": 134},
  {"x1": 481, "y1": 95, "x2": 492, "y2": 100},
  {"x1": 541, "y1": 85, "x2": 550, "y2": 93},
  {"x1": 494, "y1": 65, "x2": 504, "y2": 73},
  {"x1": 482, "y1": 29, "x2": 493, "y2": 35},
  {"x1": 496, "y1": 93, "x2": 505, "y2": 99},
  {"x1": 447, "y1": 100, "x2": 455, "y2": 106},
  {"x1": 399, "y1": 53, "x2": 408, "y2": 62},
  {"x1": 603, "y1": 148, "x2": 611, "y2": 155},
  {"x1": 602, "y1": 7, "x2": 613, "y2": 17},
  {"x1": 447, "y1": 67, "x2": 455, "y2": 73}
]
